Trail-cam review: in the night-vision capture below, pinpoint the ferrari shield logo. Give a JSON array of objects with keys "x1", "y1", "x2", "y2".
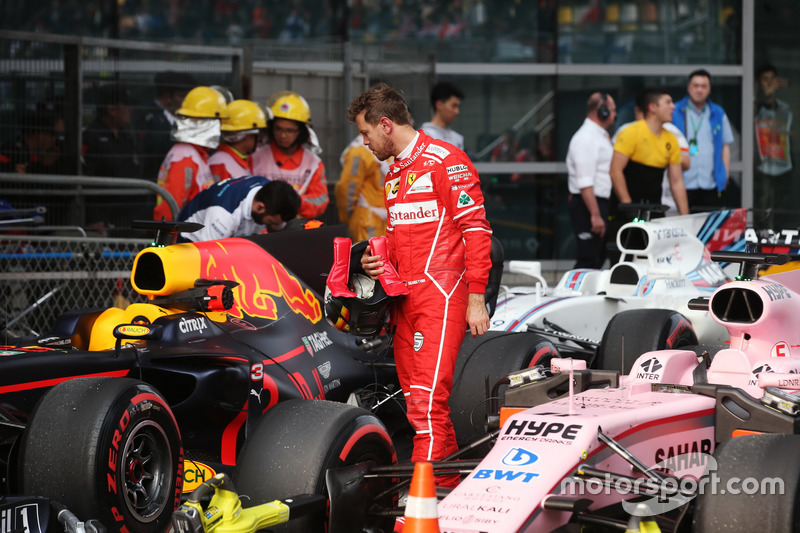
[{"x1": 407, "y1": 172, "x2": 417, "y2": 186}]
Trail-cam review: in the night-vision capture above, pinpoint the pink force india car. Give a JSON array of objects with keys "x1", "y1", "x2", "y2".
[
  {"x1": 433, "y1": 250, "x2": 800, "y2": 533},
  {"x1": 488, "y1": 208, "x2": 749, "y2": 370}
]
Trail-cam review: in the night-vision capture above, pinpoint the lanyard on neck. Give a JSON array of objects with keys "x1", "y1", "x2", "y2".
[{"x1": 686, "y1": 106, "x2": 704, "y2": 155}]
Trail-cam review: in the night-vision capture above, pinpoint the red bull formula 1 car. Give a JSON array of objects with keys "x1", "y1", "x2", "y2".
[{"x1": 0, "y1": 223, "x2": 410, "y2": 533}]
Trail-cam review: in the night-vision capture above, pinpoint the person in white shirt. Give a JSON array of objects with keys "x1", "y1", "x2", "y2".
[
  {"x1": 566, "y1": 92, "x2": 617, "y2": 268},
  {"x1": 420, "y1": 81, "x2": 465, "y2": 150}
]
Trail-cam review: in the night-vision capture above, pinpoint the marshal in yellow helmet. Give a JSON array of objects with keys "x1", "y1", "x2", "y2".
[
  {"x1": 221, "y1": 100, "x2": 268, "y2": 132},
  {"x1": 267, "y1": 91, "x2": 311, "y2": 124},
  {"x1": 177, "y1": 86, "x2": 229, "y2": 119}
]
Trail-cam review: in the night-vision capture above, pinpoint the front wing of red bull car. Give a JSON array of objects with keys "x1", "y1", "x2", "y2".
[
  {"x1": 375, "y1": 250, "x2": 800, "y2": 533},
  {"x1": 0, "y1": 224, "x2": 403, "y2": 533}
]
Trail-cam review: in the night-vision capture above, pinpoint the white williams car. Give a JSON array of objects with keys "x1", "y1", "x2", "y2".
[{"x1": 490, "y1": 209, "x2": 748, "y2": 370}]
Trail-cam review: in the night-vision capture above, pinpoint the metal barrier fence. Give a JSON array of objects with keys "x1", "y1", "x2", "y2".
[
  {"x1": 0, "y1": 234, "x2": 151, "y2": 339},
  {"x1": 1, "y1": 173, "x2": 179, "y2": 236}
]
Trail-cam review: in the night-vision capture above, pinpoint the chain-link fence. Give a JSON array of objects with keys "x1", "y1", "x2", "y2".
[
  {"x1": 1, "y1": 32, "x2": 435, "y2": 229},
  {"x1": 249, "y1": 39, "x2": 435, "y2": 225},
  {"x1": 0, "y1": 31, "x2": 243, "y2": 230},
  {"x1": 0, "y1": 234, "x2": 150, "y2": 339}
]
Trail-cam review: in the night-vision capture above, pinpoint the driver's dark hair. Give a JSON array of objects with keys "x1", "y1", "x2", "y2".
[
  {"x1": 256, "y1": 180, "x2": 301, "y2": 221},
  {"x1": 347, "y1": 83, "x2": 412, "y2": 126}
]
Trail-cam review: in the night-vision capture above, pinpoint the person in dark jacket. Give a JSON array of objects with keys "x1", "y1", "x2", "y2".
[
  {"x1": 135, "y1": 71, "x2": 197, "y2": 181},
  {"x1": 82, "y1": 82, "x2": 142, "y2": 178}
]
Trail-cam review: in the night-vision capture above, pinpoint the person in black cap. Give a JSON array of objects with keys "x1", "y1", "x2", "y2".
[{"x1": 82, "y1": 82, "x2": 142, "y2": 178}]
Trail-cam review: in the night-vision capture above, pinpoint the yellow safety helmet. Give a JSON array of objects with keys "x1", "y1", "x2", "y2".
[
  {"x1": 177, "y1": 86, "x2": 229, "y2": 119},
  {"x1": 268, "y1": 91, "x2": 311, "y2": 124},
  {"x1": 221, "y1": 100, "x2": 267, "y2": 132},
  {"x1": 210, "y1": 85, "x2": 234, "y2": 105}
]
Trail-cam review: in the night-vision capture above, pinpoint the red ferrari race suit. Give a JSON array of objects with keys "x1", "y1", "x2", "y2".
[
  {"x1": 153, "y1": 143, "x2": 213, "y2": 221},
  {"x1": 208, "y1": 143, "x2": 254, "y2": 182},
  {"x1": 384, "y1": 131, "x2": 492, "y2": 471}
]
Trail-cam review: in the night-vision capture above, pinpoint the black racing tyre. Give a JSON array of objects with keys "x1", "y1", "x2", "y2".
[
  {"x1": 693, "y1": 433, "x2": 800, "y2": 532},
  {"x1": 234, "y1": 399, "x2": 396, "y2": 533},
  {"x1": 19, "y1": 377, "x2": 182, "y2": 533},
  {"x1": 595, "y1": 309, "x2": 698, "y2": 375},
  {"x1": 449, "y1": 331, "x2": 559, "y2": 450}
]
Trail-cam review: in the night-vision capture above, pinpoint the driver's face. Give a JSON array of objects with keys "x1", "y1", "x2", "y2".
[{"x1": 356, "y1": 112, "x2": 395, "y2": 162}]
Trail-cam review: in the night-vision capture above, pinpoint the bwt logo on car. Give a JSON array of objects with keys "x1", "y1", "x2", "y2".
[
  {"x1": 500, "y1": 447, "x2": 538, "y2": 467},
  {"x1": 473, "y1": 449, "x2": 540, "y2": 484},
  {"x1": 179, "y1": 316, "x2": 208, "y2": 334},
  {"x1": 473, "y1": 469, "x2": 539, "y2": 483}
]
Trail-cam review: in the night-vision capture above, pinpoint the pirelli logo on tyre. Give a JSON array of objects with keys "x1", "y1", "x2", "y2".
[
  {"x1": 447, "y1": 164, "x2": 469, "y2": 174},
  {"x1": 389, "y1": 201, "x2": 439, "y2": 225}
]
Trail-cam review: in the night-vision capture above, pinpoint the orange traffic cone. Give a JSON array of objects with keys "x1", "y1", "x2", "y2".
[{"x1": 402, "y1": 461, "x2": 440, "y2": 533}]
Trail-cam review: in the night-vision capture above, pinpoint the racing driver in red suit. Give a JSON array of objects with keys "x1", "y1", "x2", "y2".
[{"x1": 347, "y1": 83, "x2": 492, "y2": 486}]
